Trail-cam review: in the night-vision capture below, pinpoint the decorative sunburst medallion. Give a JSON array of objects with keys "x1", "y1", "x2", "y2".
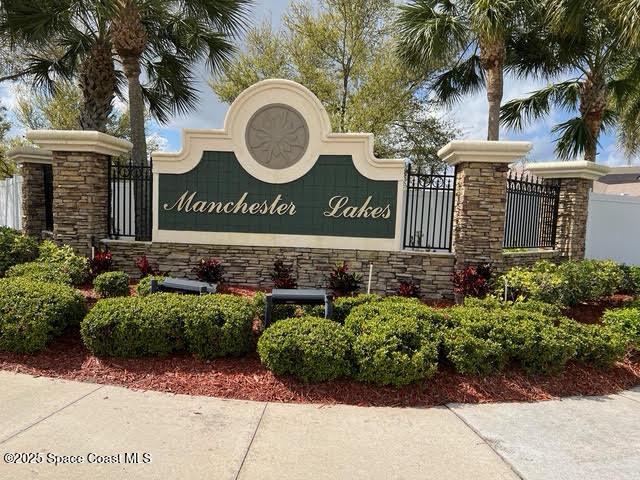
[{"x1": 245, "y1": 104, "x2": 309, "y2": 169}]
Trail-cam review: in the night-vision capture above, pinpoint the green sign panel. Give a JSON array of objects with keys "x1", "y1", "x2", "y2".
[{"x1": 158, "y1": 151, "x2": 397, "y2": 238}]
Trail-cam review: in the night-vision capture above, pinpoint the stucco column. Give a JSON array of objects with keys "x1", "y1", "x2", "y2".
[
  {"x1": 8, "y1": 147, "x2": 53, "y2": 237},
  {"x1": 27, "y1": 130, "x2": 132, "y2": 256},
  {"x1": 438, "y1": 141, "x2": 532, "y2": 269},
  {"x1": 527, "y1": 160, "x2": 610, "y2": 259}
]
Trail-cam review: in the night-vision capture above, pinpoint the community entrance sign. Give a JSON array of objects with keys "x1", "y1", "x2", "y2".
[{"x1": 153, "y1": 79, "x2": 405, "y2": 250}]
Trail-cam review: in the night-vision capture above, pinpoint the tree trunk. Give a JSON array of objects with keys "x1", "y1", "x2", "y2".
[
  {"x1": 579, "y1": 74, "x2": 607, "y2": 162},
  {"x1": 122, "y1": 55, "x2": 148, "y2": 240},
  {"x1": 78, "y1": 39, "x2": 116, "y2": 132},
  {"x1": 480, "y1": 41, "x2": 506, "y2": 141}
]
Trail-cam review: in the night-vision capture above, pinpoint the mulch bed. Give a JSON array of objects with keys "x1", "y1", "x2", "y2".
[
  {"x1": 2, "y1": 330, "x2": 639, "y2": 408},
  {"x1": 8, "y1": 285, "x2": 636, "y2": 407},
  {"x1": 562, "y1": 294, "x2": 635, "y2": 325}
]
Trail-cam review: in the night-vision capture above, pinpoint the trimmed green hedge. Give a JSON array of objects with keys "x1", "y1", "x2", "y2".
[
  {"x1": 0, "y1": 227, "x2": 38, "y2": 276},
  {"x1": 81, "y1": 293, "x2": 256, "y2": 358},
  {"x1": 6, "y1": 261, "x2": 74, "y2": 285},
  {"x1": 184, "y1": 294, "x2": 255, "y2": 358},
  {"x1": 81, "y1": 294, "x2": 188, "y2": 357},
  {"x1": 136, "y1": 275, "x2": 165, "y2": 296},
  {"x1": 0, "y1": 278, "x2": 86, "y2": 353},
  {"x1": 603, "y1": 307, "x2": 640, "y2": 348},
  {"x1": 6, "y1": 241, "x2": 90, "y2": 286},
  {"x1": 498, "y1": 259, "x2": 625, "y2": 306},
  {"x1": 94, "y1": 271, "x2": 130, "y2": 298},
  {"x1": 345, "y1": 299, "x2": 443, "y2": 386},
  {"x1": 257, "y1": 316, "x2": 352, "y2": 383}
]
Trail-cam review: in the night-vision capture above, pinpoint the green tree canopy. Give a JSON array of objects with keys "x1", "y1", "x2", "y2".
[
  {"x1": 501, "y1": 0, "x2": 640, "y2": 162},
  {"x1": 211, "y1": 0, "x2": 459, "y2": 169},
  {"x1": 395, "y1": 0, "x2": 536, "y2": 141}
]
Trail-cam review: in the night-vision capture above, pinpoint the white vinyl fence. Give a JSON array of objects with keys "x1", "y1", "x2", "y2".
[
  {"x1": 0, "y1": 175, "x2": 22, "y2": 230},
  {"x1": 586, "y1": 192, "x2": 640, "y2": 266}
]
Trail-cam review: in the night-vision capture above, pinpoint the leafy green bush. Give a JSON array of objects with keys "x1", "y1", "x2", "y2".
[
  {"x1": 136, "y1": 275, "x2": 165, "y2": 296},
  {"x1": 558, "y1": 260, "x2": 623, "y2": 305},
  {"x1": 258, "y1": 317, "x2": 352, "y2": 382},
  {"x1": 184, "y1": 294, "x2": 256, "y2": 358},
  {"x1": 620, "y1": 265, "x2": 640, "y2": 295},
  {"x1": 603, "y1": 307, "x2": 640, "y2": 348},
  {"x1": 493, "y1": 311, "x2": 577, "y2": 374},
  {"x1": 6, "y1": 261, "x2": 73, "y2": 285},
  {"x1": 332, "y1": 294, "x2": 382, "y2": 323},
  {"x1": 345, "y1": 298, "x2": 447, "y2": 336},
  {"x1": 0, "y1": 227, "x2": 38, "y2": 276},
  {"x1": 81, "y1": 294, "x2": 188, "y2": 357},
  {"x1": 463, "y1": 296, "x2": 563, "y2": 318},
  {"x1": 444, "y1": 307, "x2": 507, "y2": 375},
  {"x1": 563, "y1": 322, "x2": 627, "y2": 367},
  {"x1": 37, "y1": 240, "x2": 89, "y2": 285},
  {"x1": 0, "y1": 278, "x2": 85, "y2": 353},
  {"x1": 499, "y1": 259, "x2": 625, "y2": 306},
  {"x1": 351, "y1": 315, "x2": 439, "y2": 386},
  {"x1": 345, "y1": 299, "x2": 443, "y2": 386},
  {"x1": 93, "y1": 271, "x2": 130, "y2": 298}
]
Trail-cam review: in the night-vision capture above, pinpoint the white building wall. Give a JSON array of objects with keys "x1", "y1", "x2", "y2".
[
  {"x1": 0, "y1": 175, "x2": 22, "y2": 230},
  {"x1": 586, "y1": 192, "x2": 640, "y2": 265}
]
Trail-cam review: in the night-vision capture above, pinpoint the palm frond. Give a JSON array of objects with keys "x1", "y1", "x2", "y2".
[
  {"x1": 431, "y1": 54, "x2": 484, "y2": 104},
  {"x1": 500, "y1": 80, "x2": 581, "y2": 131},
  {"x1": 551, "y1": 116, "x2": 595, "y2": 160},
  {"x1": 395, "y1": 0, "x2": 470, "y2": 71}
]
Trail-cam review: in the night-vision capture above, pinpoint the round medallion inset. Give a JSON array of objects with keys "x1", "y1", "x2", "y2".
[{"x1": 245, "y1": 104, "x2": 309, "y2": 170}]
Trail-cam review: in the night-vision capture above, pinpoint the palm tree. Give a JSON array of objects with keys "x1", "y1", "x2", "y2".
[
  {"x1": 501, "y1": 0, "x2": 640, "y2": 162},
  {"x1": 110, "y1": 0, "x2": 251, "y2": 167},
  {"x1": 0, "y1": 0, "x2": 251, "y2": 160},
  {"x1": 395, "y1": 0, "x2": 535, "y2": 140},
  {"x1": 1, "y1": 0, "x2": 251, "y2": 239}
]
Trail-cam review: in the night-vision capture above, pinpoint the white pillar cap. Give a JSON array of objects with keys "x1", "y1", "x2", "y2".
[
  {"x1": 7, "y1": 146, "x2": 53, "y2": 165},
  {"x1": 526, "y1": 160, "x2": 610, "y2": 180},
  {"x1": 437, "y1": 140, "x2": 532, "y2": 166},
  {"x1": 27, "y1": 130, "x2": 132, "y2": 157}
]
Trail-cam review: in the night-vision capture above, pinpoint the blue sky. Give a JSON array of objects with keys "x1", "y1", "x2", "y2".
[{"x1": 1, "y1": 0, "x2": 635, "y2": 166}]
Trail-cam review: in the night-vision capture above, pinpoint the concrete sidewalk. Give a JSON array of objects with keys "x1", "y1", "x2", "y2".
[{"x1": 0, "y1": 371, "x2": 638, "y2": 480}]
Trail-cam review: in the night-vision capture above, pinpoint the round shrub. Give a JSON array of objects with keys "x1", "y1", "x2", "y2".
[
  {"x1": 0, "y1": 227, "x2": 38, "y2": 276},
  {"x1": 0, "y1": 278, "x2": 86, "y2": 353},
  {"x1": 345, "y1": 299, "x2": 448, "y2": 336},
  {"x1": 37, "y1": 241, "x2": 90, "y2": 285},
  {"x1": 135, "y1": 275, "x2": 165, "y2": 296},
  {"x1": 183, "y1": 294, "x2": 256, "y2": 358},
  {"x1": 258, "y1": 316, "x2": 352, "y2": 383},
  {"x1": 603, "y1": 307, "x2": 640, "y2": 348},
  {"x1": 351, "y1": 316, "x2": 439, "y2": 386},
  {"x1": 81, "y1": 294, "x2": 188, "y2": 357},
  {"x1": 6, "y1": 261, "x2": 73, "y2": 285},
  {"x1": 493, "y1": 310, "x2": 577, "y2": 374},
  {"x1": 345, "y1": 300, "x2": 442, "y2": 386},
  {"x1": 563, "y1": 322, "x2": 627, "y2": 367},
  {"x1": 620, "y1": 265, "x2": 640, "y2": 295},
  {"x1": 93, "y1": 271, "x2": 130, "y2": 298},
  {"x1": 444, "y1": 307, "x2": 507, "y2": 375}
]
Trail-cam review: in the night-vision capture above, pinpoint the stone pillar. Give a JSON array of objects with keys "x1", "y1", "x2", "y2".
[
  {"x1": 27, "y1": 130, "x2": 132, "y2": 256},
  {"x1": 438, "y1": 141, "x2": 532, "y2": 269},
  {"x1": 7, "y1": 147, "x2": 53, "y2": 237},
  {"x1": 527, "y1": 160, "x2": 610, "y2": 259}
]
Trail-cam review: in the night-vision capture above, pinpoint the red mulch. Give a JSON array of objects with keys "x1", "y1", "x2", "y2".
[
  {"x1": 562, "y1": 294, "x2": 636, "y2": 324},
  {"x1": 24, "y1": 286, "x2": 637, "y2": 406},
  {"x1": 2, "y1": 330, "x2": 639, "y2": 408}
]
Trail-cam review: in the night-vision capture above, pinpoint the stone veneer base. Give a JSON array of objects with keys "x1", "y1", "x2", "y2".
[{"x1": 102, "y1": 240, "x2": 456, "y2": 300}]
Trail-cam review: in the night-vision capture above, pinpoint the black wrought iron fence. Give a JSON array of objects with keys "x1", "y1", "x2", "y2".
[
  {"x1": 107, "y1": 159, "x2": 153, "y2": 241},
  {"x1": 504, "y1": 171, "x2": 560, "y2": 249},
  {"x1": 403, "y1": 165, "x2": 456, "y2": 251}
]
